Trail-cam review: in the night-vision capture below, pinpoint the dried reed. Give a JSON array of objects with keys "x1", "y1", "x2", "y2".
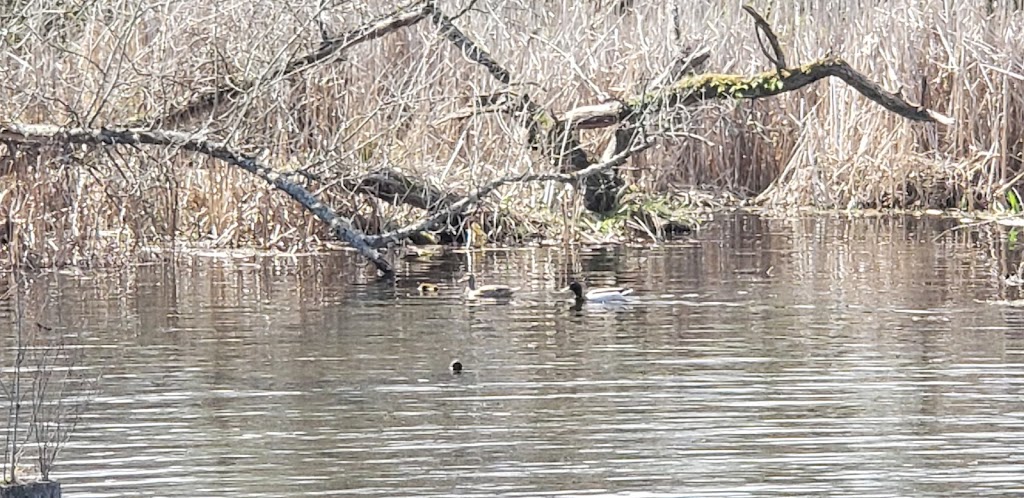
[{"x1": 0, "y1": 0, "x2": 1021, "y2": 266}]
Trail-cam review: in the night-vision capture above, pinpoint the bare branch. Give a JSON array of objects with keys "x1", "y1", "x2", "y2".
[
  {"x1": 742, "y1": 6, "x2": 787, "y2": 73},
  {"x1": 132, "y1": 0, "x2": 433, "y2": 128},
  {"x1": 0, "y1": 123, "x2": 394, "y2": 273}
]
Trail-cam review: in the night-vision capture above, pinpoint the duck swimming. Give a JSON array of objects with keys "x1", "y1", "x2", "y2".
[
  {"x1": 567, "y1": 281, "x2": 634, "y2": 303},
  {"x1": 460, "y1": 274, "x2": 518, "y2": 299}
]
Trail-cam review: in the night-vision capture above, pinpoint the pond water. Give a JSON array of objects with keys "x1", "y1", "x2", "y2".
[{"x1": 3, "y1": 213, "x2": 1024, "y2": 497}]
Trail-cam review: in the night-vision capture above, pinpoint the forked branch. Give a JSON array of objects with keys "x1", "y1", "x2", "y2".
[{"x1": 743, "y1": 5, "x2": 787, "y2": 73}]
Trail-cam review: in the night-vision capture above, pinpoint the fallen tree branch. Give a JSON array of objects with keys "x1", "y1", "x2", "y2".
[
  {"x1": 0, "y1": 123, "x2": 394, "y2": 274},
  {"x1": 446, "y1": 58, "x2": 953, "y2": 130},
  {"x1": 638, "y1": 57, "x2": 953, "y2": 124},
  {"x1": 366, "y1": 139, "x2": 656, "y2": 248},
  {"x1": 424, "y1": 5, "x2": 951, "y2": 215},
  {"x1": 342, "y1": 168, "x2": 458, "y2": 211}
]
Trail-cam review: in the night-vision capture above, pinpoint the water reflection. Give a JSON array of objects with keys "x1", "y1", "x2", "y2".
[{"x1": 1, "y1": 213, "x2": 1023, "y2": 497}]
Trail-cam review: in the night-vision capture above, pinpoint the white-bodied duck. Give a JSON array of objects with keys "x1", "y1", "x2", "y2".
[{"x1": 566, "y1": 281, "x2": 634, "y2": 303}]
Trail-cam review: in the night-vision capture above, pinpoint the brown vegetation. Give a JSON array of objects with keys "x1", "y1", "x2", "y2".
[{"x1": 0, "y1": 0, "x2": 1021, "y2": 271}]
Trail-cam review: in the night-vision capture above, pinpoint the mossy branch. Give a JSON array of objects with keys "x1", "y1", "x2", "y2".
[
  {"x1": 443, "y1": 8, "x2": 953, "y2": 138},
  {"x1": 632, "y1": 57, "x2": 954, "y2": 124},
  {"x1": 0, "y1": 123, "x2": 394, "y2": 274}
]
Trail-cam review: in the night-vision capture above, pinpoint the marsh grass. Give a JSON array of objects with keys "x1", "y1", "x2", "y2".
[{"x1": 1, "y1": 0, "x2": 1022, "y2": 267}]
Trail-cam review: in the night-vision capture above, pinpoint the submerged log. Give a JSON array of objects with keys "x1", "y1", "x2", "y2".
[{"x1": 0, "y1": 480, "x2": 61, "y2": 498}]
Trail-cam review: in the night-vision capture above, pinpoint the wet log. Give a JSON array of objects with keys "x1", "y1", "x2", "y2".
[{"x1": 0, "y1": 481, "x2": 61, "y2": 498}]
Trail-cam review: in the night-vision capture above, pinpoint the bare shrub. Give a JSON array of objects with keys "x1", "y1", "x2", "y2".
[{"x1": 0, "y1": 272, "x2": 97, "y2": 483}]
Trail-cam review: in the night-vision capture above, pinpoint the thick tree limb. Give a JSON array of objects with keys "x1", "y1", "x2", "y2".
[
  {"x1": 340, "y1": 168, "x2": 471, "y2": 242},
  {"x1": 437, "y1": 8, "x2": 952, "y2": 164},
  {"x1": 639, "y1": 57, "x2": 952, "y2": 123},
  {"x1": 489, "y1": 57, "x2": 952, "y2": 131},
  {"x1": 0, "y1": 123, "x2": 394, "y2": 273},
  {"x1": 339, "y1": 167, "x2": 528, "y2": 244},
  {"x1": 343, "y1": 168, "x2": 458, "y2": 211}
]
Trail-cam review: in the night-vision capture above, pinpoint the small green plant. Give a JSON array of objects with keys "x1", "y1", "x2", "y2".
[{"x1": 1006, "y1": 187, "x2": 1022, "y2": 214}]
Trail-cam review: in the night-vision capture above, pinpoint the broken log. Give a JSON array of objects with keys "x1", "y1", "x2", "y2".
[
  {"x1": 340, "y1": 168, "x2": 473, "y2": 244},
  {"x1": 327, "y1": 167, "x2": 528, "y2": 245}
]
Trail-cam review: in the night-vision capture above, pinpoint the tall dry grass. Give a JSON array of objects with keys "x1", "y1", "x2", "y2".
[{"x1": 0, "y1": 0, "x2": 1022, "y2": 266}]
